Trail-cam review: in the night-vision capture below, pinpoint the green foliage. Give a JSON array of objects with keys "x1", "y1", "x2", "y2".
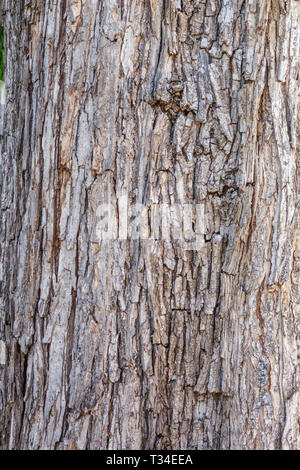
[{"x1": 0, "y1": 26, "x2": 4, "y2": 81}]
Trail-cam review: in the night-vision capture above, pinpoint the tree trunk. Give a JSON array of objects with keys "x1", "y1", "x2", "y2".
[{"x1": 0, "y1": 0, "x2": 299, "y2": 450}]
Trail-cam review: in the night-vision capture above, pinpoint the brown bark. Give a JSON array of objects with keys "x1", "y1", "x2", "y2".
[{"x1": 0, "y1": 0, "x2": 299, "y2": 450}]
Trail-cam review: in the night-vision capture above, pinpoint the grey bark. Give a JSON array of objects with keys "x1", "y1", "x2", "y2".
[{"x1": 0, "y1": 0, "x2": 300, "y2": 450}]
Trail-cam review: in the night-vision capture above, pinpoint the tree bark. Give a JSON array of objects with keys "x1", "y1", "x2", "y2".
[{"x1": 0, "y1": 0, "x2": 300, "y2": 450}]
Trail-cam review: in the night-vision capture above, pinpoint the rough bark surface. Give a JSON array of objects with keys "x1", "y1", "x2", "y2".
[{"x1": 0, "y1": 0, "x2": 300, "y2": 450}]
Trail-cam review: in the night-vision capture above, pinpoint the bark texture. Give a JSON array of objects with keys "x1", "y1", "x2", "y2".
[{"x1": 0, "y1": 0, "x2": 300, "y2": 450}]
